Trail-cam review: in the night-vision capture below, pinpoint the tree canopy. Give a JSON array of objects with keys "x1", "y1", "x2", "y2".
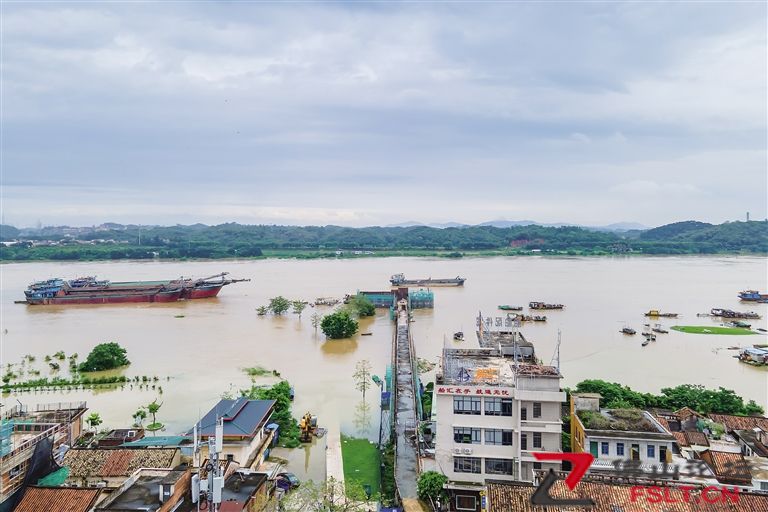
[
  {"x1": 573, "y1": 380, "x2": 763, "y2": 415},
  {"x1": 78, "y1": 342, "x2": 130, "y2": 372},
  {"x1": 321, "y1": 311, "x2": 359, "y2": 339}
]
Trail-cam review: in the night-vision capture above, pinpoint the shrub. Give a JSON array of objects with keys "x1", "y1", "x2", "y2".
[
  {"x1": 79, "y1": 342, "x2": 130, "y2": 372},
  {"x1": 321, "y1": 311, "x2": 359, "y2": 339}
]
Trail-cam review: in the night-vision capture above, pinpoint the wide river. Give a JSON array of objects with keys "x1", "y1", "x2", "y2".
[{"x1": 1, "y1": 256, "x2": 766, "y2": 479}]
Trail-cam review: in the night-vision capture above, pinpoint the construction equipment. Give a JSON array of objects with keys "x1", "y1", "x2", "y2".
[{"x1": 299, "y1": 412, "x2": 317, "y2": 443}]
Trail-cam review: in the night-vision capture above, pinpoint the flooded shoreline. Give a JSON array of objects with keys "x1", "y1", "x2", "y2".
[{"x1": 1, "y1": 256, "x2": 766, "y2": 482}]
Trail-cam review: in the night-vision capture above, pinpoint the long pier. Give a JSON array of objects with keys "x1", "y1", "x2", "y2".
[{"x1": 392, "y1": 297, "x2": 420, "y2": 501}]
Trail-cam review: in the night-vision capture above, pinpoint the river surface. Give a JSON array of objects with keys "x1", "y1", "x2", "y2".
[{"x1": 1, "y1": 256, "x2": 766, "y2": 481}]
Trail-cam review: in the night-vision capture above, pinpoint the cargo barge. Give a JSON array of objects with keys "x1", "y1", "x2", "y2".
[
  {"x1": 738, "y1": 290, "x2": 768, "y2": 303},
  {"x1": 528, "y1": 301, "x2": 564, "y2": 310},
  {"x1": 389, "y1": 273, "x2": 465, "y2": 287},
  {"x1": 710, "y1": 308, "x2": 761, "y2": 320},
  {"x1": 22, "y1": 272, "x2": 248, "y2": 305}
]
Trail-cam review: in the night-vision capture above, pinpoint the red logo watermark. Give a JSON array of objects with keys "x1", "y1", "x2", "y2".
[{"x1": 531, "y1": 453, "x2": 741, "y2": 508}]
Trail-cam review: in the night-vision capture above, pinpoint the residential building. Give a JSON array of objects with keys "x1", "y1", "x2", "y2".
[
  {"x1": 94, "y1": 468, "x2": 191, "y2": 512},
  {"x1": 63, "y1": 447, "x2": 181, "y2": 487},
  {"x1": 700, "y1": 450, "x2": 753, "y2": 487},
  {"x1": 0, "y1": 401, "x2": 88, "y2": 511},
  {"x1": 734, "y1": 428, "x2": 768, "y2": 458},
  {"x1": 434, "y1": 347, "x2": 565, "y2": 511},
  {"x1": 13, "y1": 486, "x2": 102, "y2": 512},
  {"x1": 219, "y1": 471, "x2": 271, "y2": 512},
  {"x1": 189, "y1": 398, "x2": 276, "y2": 468},
  {"x1": 570, "y1": 393, "x2": 676, "y2": 469}
]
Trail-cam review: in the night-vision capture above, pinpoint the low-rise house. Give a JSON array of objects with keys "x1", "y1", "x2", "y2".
[
  {"x1": 707, "y1": 413, "x2": 768, "y2": 433},
  {"x1": 700, "y1": 449, "x2": 753, "y2": 487},
  {"x1": 218, "y1": 471, "x2": 271, "y2": 512},
  {"x1": 0, "y1": 401, "x2": 88, "y2": 510},
  {"x1": 13, "y1": 486, "x2": 102, "y2": 512},
  {"x1": 733, "y1": 428, "x2": 768, "y2": 458},
  {"x1": 570, "y1": 394, "x2": 676, "y2": 468},
  {"x1": 190, "y1": 398, "x2": 276, "y2": 469},
  {"x1": 63, "y1": 447, "x2": 181, "y2": 487},
  {"x1": 94, "y1": 468, "x2": 191, "y2": 512}
]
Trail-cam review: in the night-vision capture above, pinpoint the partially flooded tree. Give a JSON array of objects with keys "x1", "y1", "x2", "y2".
[
  {"x1": 292, "y1": 301, "x2": 307, "y2": 317},
  {"x1": 310, "y1": 313, "x2": 321, "y2": 331},
  {"x1": 352, "y1": 360, "x2": 372, "y2": 399},
  {"x1": 268, "y1": 296, "x2": 291, "y2": 315}
]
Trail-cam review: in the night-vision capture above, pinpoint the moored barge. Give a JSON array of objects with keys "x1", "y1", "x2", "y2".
[{"x1": 390, "y1": 273, "x2": 465, "y2": 287}]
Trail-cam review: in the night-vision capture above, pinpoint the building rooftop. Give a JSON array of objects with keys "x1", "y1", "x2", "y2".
[
  {"x1": 701, "y1": 450, "x2": 752, "y2": 485},
  {"x1": 707, "y1": 413, "x2": 768, "y2": 432},
  {"x1": 221, "y1": 471, "x2": 268, "y2": 508},
  {"x1": 734, "y1": 428, "x2": 768, "y2": 457},
  {"x1": 191, "y1": 398, "x2": 275, "y2": 440},
  {"x1": 437, "y1": 348, "x2": 559, "y2": 386},
  {"x1": 486, "y1": 479, "x2": 768, "y2": 512},
  {"x1": 14, "y1": 486, "x2": 101, "y2": 512},
  {"x1": 94, "y1": 469, "x2": 189, "y2": 512},
  {"x1": 121, "y1": 436, "x2": 193, "y2": 448},
  {"x1": 63, "y1": 447, "x2": 180, "y2": 479},
  {"x1": 577, "y1": 408, "x2": 669, "y2": 435}
]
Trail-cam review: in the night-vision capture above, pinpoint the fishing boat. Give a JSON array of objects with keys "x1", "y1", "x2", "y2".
[
  {"x1": 621, "y1": 327, "x2": 636, "y2": 335},
  {"x1": 642, "y1": 339, "x2": 650, "y2": 347},
  {"x1": 642, "y1": 332, "x2": 657, "y2": 341},
  {"x1": 652, "y1": 324, "x2": 669, "y2": 334},
  {"x1": 738, "y1": 290, "x2": 768, "y2": 302},
  {"x1": 453, "y1": 331, "x2": 464, "y2": 341},
  {"x1": 22, "y1": 272, "x2": 248, "y2": 305},
  {"x1": 529, "y1": 301, "x2": 564, "y2": 310},
  {"x1": 498, "y1": 305, "x2": 523, "y2": 311},
  {"x1": 644, "y1": 310, "x2": 678, "y2": 318},
  {"x1": 390, "y1": 273, "x2": 465, "y2": 287}
]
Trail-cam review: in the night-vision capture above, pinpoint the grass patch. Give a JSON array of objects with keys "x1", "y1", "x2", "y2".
[
  {"x1": 341, "y1": 435, "x2": 380, "y2": 496},
  {"x1": 242, "y1": 366, "x2": 272, "y2": 377},
  {"x1": 671, "y1": 326, "x2": 757, "y2": 335}
]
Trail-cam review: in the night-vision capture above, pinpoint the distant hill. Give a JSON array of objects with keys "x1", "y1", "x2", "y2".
[
  {"x1": 0, "y1": 224, "x2": 20, "y2": 240},
  {"x1": 1, "y1": 219, "x2": 765, "y2": 261}
]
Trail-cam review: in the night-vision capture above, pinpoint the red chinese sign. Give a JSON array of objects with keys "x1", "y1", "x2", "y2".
[{"x1": 436, "y1": 387, "x2": 510, "y2": 396}]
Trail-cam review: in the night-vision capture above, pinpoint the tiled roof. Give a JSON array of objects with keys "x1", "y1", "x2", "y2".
[
  {"x1": 707, "y1": 413, "x2": 768, "y2": 432},
  {"x1": 701, "y1": 450, "x2": 752, "y2": 484},
  {"x1": 675, "y1": 407, "x2": 702, "y2": 420},
  {"x1": 487, "y1": 479, "x2": 768, "y2": 511},
  {"x1": 733, "y1": 429, "x2": 768, "y2": 457},
  {"x1": 684, "y1": 431, "x2": 709, "y2": 446},
  {"x1": 15, "y1": 487, "x2": 101, "y2": 512},
  {"x1": 672, "y1": 432, "x2": 689, "y2": 447},
  {"x1": 63, "y1": 448, "x2": 179, "y2": 479}
]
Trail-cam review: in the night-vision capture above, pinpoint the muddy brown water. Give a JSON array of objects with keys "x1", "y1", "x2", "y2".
[{"x1": 1, "y1": 256, "x2": 766, "y2": 482}]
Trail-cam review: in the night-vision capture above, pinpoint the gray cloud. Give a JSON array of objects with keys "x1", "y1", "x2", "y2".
[{"x1": 2, "y1": 2, "x2": 765, "y2": 227}]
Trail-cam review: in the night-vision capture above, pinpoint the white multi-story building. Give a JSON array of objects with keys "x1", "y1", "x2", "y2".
[{"x1": 433, "y1": 347, "x2": 565, "y2": 511}]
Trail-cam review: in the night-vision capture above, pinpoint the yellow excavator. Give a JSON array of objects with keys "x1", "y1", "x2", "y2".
[{"x1": 299, "y1": 412, "x2": 318, "y2": 443}]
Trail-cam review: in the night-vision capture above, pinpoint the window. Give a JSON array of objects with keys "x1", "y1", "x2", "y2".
[
  {"x1": 760, "y1": 481, "x2": 768, "y2": 491},
  {"x1": 485, "y1": 458, "x2": 514, "y2": 475},
  {"x1": 521, "y1": 434, "x2": 528, "y2": 450},
  {"x1": 647, "y1": 445, "x2": 655, "y2": 459},
  {"x1": 601, "y1": 442, "x2": 609, "y2": 455},
  {"x1": 616, "y1": 443, "x2": 625, "y2": 456},
  {"x1": 521, "y1": 407, "x2": 527, "y2": 420},
  {"x1": 454, "y1": 427, "x2": 480, "y2": 444},
  {"x1": 454, "y1": 456, "x2": 481, "y2": 474},
  {"x1": 533, "y1": 402, "x2": 542, "y2": 418},
  {"x1": 454, "y1": 396, "x2": 481, "y2": 415},
  {"x1": 485, "y1": 398, "x2": 513, "y2": 416},
  {"x1": 455, "y1": 495, "x2": 477, "y2": 511},
  {"x1": 485, "y1": 429, "x2": 513, "y2": 446},
  {"x1": 533, "y1": 432, "x2": 542, "y2": 448},
  {"x1": 533, "y1": 462, "x2": 542, "y2": 470}
]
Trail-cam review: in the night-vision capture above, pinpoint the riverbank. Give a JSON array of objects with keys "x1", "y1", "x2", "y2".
[{"x1": 3, "y1": 247, "x2": 767, "y2": 264}]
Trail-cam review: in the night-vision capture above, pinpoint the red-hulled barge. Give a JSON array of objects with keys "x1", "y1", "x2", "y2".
[{"x1": 23, "y1": 273, "x2": 248, "y2": 305}]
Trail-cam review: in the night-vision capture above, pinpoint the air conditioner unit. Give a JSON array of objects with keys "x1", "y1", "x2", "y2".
[
  {"x1": 453, "y1": 448, "x2": 462, "y2": 454},
  {"x1": 463, "y1": 448, "x2": 473, "y2": 454}
]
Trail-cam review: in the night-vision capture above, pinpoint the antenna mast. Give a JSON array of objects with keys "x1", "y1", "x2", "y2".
[{"x1": 550, "y1": 329, "x2": 561, "y2": 372}]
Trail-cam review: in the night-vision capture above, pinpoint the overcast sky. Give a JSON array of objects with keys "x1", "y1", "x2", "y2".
[{"x1": 2, "y1": 2, "x2": 766, "y2": 228}]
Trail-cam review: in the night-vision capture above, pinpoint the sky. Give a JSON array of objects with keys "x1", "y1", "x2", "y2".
[{"x1": 1, "y1": 1, "x2": 766, "y2": 228}]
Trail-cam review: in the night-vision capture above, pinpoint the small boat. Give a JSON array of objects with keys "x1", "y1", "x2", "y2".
[
  {"x1": 361, "y1": 332, "x2": 373, "y2": 336},
  {"x1": 645, "y1": 310, "x2": 678, "y2": 318},
  {"x1": 738, "y1": 290, "x2": 768, "y2": 302},
  {"x1": 652, "y1": 324, "x2": 669, "y2": 334},
  {"x1": 529, "y1": 301, "x2": 564, "y2": 310},
  {"x1": 757, "y1": 328, "x2": 767, "y2": 333},
  {"x1": 453, "y1": 331, "x2": 464, "y2": 341},
  {"x1": 642, "y1": 340, "x2": 650, "y2": 347},
  {"x1": 726, "y1": 321, "x2": 751, "y2": 329},
  {"x1": 532, "y1": 316, "x2": 547, "y2": 322},
  {"x1": 642, "y1": 332, "x2": 657, "y2": 341},
  {"x1": 621, "y1": 327, "x2": 636, "y2": 335},
  {"x1": 498, "y1": 305, "x2": 523, "y2": 311}
]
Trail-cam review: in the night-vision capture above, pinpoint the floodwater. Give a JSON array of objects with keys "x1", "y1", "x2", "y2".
[{"x1": 1, "y1": 256, "x2": 767, "y2": 481}]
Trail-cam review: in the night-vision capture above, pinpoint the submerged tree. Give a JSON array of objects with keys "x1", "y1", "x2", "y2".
[
  {"x1": 310, "y1": 313, "x2": 321, "y2": 331},
  {"x1": 292, "y1": 301, "x2": 307, "y2": 317},
  {"x1": 268, "y1": 296, "x2": 291, "y2": 315},
  {"x1": 79, "y1": 342, "x2": 130, "y2": 372},
  {"x1": 352, "y1": 360, "x2": 372, "y2": 399},
  {"x1": 321, "y1": 311, "x2": 358, "y2": 339},
  {"x1": 146, "y1": 399, "x2": 163, "y2": 431}
]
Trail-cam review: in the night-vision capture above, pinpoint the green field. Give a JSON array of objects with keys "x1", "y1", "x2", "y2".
[
  {"x1": 671, "y1": 325, "x2": 757, "y2": 335},
  {"x1": 340, "y1": 435, "x2": 380, "y2": 496}
]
